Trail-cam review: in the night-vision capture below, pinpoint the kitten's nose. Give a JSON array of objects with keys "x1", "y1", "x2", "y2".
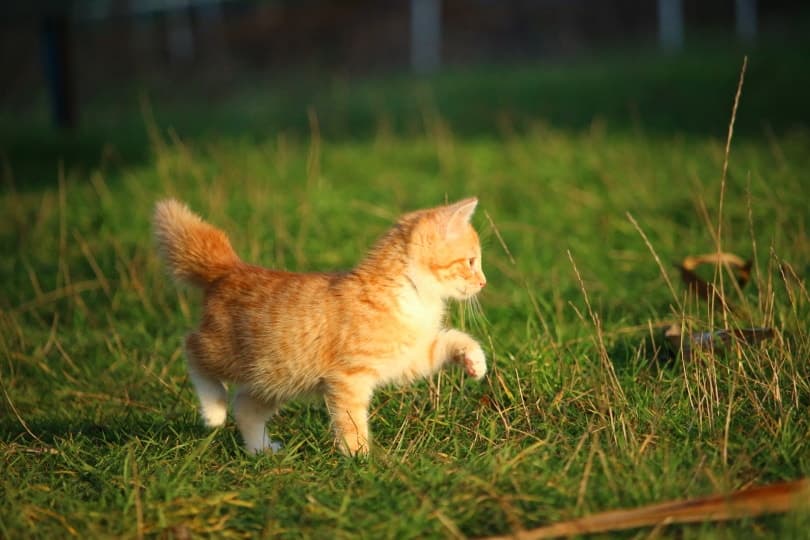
[{"x1": 479, "y1": 276, "x2": 487, "y2": 288}]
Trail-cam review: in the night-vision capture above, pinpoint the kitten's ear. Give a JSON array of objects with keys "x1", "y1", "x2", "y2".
[{"x1": 443, "y1": 197, "x2": 478, "y2": 238}]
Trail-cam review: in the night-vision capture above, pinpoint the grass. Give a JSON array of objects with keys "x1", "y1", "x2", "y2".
[{"x1": 1, "y1": 38, "x2": 810, "y2": 538}]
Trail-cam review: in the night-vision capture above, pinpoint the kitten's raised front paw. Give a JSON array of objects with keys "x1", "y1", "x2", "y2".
[{"x1": 461, "y1": 346, "x2": 487, "y2": 380}]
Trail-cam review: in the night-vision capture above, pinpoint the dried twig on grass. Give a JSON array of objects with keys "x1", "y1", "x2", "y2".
[
  {"x1": 677, "y1": 252, "x2": 752, "y2": 309},
  {"x1": 479, "y1": 478, "x2": 808, "y2": 540},
  {"x1": 663, "y1": 324, "x2": 775, "y2": 361}
]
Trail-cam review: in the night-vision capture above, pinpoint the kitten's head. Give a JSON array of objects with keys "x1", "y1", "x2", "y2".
[{"x1": 408, "y1": 197, "x2": 486, "y2": 301}]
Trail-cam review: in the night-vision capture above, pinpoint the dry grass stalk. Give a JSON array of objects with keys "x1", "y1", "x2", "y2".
[{"x1": 481, "y1": 478, "x2": 808, "y2": 540}]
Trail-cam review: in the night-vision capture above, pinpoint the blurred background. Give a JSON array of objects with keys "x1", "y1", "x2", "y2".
[
  {"x1": 5, "y1": 6, "x2": 810, "y2": 538},
  {"x1": 1, "y1": 0, "x2": 809, "y2": 187}
]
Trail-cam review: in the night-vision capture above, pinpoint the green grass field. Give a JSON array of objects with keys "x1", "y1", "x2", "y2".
[{"x1": 1, "y1": 39, "x2": 809, "y2": 538}]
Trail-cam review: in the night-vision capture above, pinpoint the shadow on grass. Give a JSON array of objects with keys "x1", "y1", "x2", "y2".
[
  {"x1": 0, "y1": 405, "x2": 336, "y2": 458},
  {"x1": 0, "y1": 414, "x2": 214, "y2": 449},
  {"x1": 607, "y1": 327, "x2": 679, "y2": 374}
]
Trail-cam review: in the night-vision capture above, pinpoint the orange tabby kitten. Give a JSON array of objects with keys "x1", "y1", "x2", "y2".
[{"x1": 153, "y1": 198, "x2": 487, "y2": 455}]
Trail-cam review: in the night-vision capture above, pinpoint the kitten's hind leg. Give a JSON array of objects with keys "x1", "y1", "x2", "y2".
[
  {"x1": 187, "y1": 363, "x2": 228, "y2": 427},
  {"x1": 185, "y1": 334, "x2": 228, "y2": 427},
  {"x1": 233, "y1": 387, "x2": 282, "y2": 454}
]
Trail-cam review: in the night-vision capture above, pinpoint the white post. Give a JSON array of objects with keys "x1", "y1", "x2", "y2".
[
  {"x1": 658, "y1": 0, "x2": 684, "y2": 51},
  {"x1": 735, "y1": 0, "x2": 757, "y2": 41},
  {"x1": 199, "y1": 0, "x2": 229, "y2": 62},
  {"x1": 167, "y1": 2, "x2": 195, "y2": 62},
  {"x1": 411, "y1": 0, "x2": 441, "y2": 74}
]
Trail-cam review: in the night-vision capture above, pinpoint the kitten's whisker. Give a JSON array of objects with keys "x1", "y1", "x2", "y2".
[
  {"x1": 474, "y1": 297, "x2": 489, "y2": 327},
  {"x1": 463, "y1": 296, "x2": 488, "y2": 332}
]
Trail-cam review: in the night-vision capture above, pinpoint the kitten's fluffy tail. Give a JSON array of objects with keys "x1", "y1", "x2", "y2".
[{"x1": 153, "y1": 199, "x2": 240, "y2": 288}]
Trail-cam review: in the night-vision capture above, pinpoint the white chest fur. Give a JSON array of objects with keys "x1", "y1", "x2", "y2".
[
  {"x1": 364, "y1": 280, "x2": 445, "y2": 385},
  {"x1": 396, "y1": 278, "x2": 444, "y2": 334}
]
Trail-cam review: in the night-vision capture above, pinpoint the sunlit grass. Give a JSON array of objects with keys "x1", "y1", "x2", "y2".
[{"x1": 1, "y1": 51, "x2": 809, "y2": 538}]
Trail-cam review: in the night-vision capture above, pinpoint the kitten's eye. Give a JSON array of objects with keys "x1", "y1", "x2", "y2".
[{"x1": 468, "y1": 257, "x2": 476, "y2": 268}]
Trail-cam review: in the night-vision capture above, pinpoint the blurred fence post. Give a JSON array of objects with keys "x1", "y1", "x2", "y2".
[
  {"x1": 657, "y1": 0, "x2": 683, "y2": 51},
  {"x1": 41, "y1": 12, "x2": 78, "y2": 129},
  {"x1": 411, "y1": 0, "x2": 441, "y2": 74},
  {"x1": 735, "y1": 0, "x2": 757, "y2": 41},
  {"x1": 166, "y1": 3, "x2": 195, "y2": 62},
  {"x1": 198, "y1": 0, "x2": 229, "y2": 62}
]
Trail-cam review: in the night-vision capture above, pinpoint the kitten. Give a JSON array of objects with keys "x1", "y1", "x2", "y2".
[{"x1": 153, "y1": 197, "x2": 487, "y2": 455}]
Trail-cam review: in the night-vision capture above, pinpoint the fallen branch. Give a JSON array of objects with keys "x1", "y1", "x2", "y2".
[{"x1": 479, "y1": 478, "x2": 808, "y2": 540}]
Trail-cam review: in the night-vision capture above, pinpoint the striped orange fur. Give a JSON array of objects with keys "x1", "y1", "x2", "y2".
[{"x1": 153, "y1": 198, "x2": 487, "y2": 455}]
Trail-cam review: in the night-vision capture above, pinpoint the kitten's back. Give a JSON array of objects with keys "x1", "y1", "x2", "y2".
[{"x1": 188, "y1": 264, "x2": 334, "y2": 385}]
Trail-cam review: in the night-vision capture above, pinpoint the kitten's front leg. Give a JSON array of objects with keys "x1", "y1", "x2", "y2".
[
  {"x1": 324, "y1": 377, "x2": 373, "y2": 456},
  {"x1": 435, "y1": 329, "x2": 487, "y2": 380}
]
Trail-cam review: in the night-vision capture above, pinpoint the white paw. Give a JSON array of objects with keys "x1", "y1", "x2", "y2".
[
  {"x1": 461, "y1": 346, "x2": 487, "y2": 380},
  {"x1": 201, "y1": 402, "x2": 227, "y2": 427},
  {"x1": 265, "y1": 439, "x2": 284, "y2": 453},
  {"x1": 247, "y1": 434, "x2": 284, "y2": 455}
]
